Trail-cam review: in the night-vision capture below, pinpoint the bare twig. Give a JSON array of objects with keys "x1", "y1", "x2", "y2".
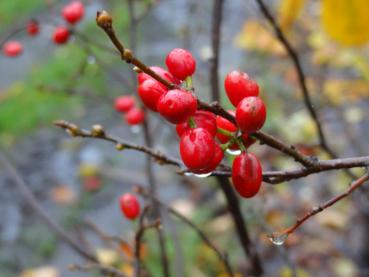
[
  {"x1": 136, "y1": 186, "x2": 234, "y2": 277},
  {"x1": 0, "y1": 151, "x2": 97, "y2": 262},
  {"x1": 270, "y1": 172, "x2": 369, "y2": 239},
  {"x1": 69, "y1": 263, "x2": 127, "y2": 277}
]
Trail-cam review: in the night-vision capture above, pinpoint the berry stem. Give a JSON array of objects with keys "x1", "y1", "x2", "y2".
[
  {"x1": 217, "y1": 127, "x2": 235, "y2": 137},
  {"x1": 188, "y1": 117, "x2": 197, "y2": 129},
  {"x1": 184, "y1": 76, "x2": 193, "y2": 91}
]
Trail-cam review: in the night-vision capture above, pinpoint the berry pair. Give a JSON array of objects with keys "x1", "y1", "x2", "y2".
[
  {"x1": 114, "y1": 96, "x2": 145, "y2": 126},
  {"x1": 137, "y1": 48, "x2": 197, "y2": 124}
]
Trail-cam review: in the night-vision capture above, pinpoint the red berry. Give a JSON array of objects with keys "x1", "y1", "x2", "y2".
[
  {"x1": 216, "y1": 111, "x2": 237, "y2": 144},
  {"x1": 27, "y1": 20, "x2": 39, "y2": 36},
  {"x1": 176, "y1": 111, "x2": 217, "y2": 137},
  {"x1": 62, "y1": 1, "x2": 84, "y2": 25},
  {"x1": 191, "y1": 143, "x2": 223, "y2": 174},
  {"x1": 166, "y1": 48, "x2": 196, "y2": 80},
  {"x1": 138, "y1": 79, "x2": 167, "y2": 112},
  {"x1": 137, "y1": 66, "x2": 179, "y2": 85},
  {"x1": 2, "y1": 41, "x2": 23, "y2": 57},
  {"x1": 119, "y1": 193, "x2": 140, "y2": 220},
  {"x1": 180, "y1": 128, "x2": 215, "y2": 170},
  {"x1": 53, "y1": 26, "x2": 70, "y2": 44},
  {"x1": 157, "y1": 89, "x2": 197, "y2": 124},
  {"x1": 232, "y1": 152, "x2": 262, "y2": 198},
  {"x1": 224, "y1": 70, "x2": 259, "y2": 107},
  {"x1": 241, "y1": 133, "x2": 257, "y2": 149},
  {"x1": 115, "y1": 96, "x2": 135, "y2": 113},
  {"x1": 124, "y1": 107, "x2": 145, "y2": 125},
  {"x1": 236, "y1": 97, "x2": 266, "y2": 133}
]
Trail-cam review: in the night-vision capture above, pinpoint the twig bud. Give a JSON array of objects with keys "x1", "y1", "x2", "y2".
[
  {"x1": 115, "y1": 143, "x2": 124, "y2": 151},
  {"x1": 96, "y1": 10, "x2": 112, "y2": 29},
  {"x1": 123, "y1": 49, "x2": 133, "y2": 63},
  {"x1": 91, "y1": 124, "x2": 105, "y2": 137},
  {"x1": 133, "y1": 66, "x2": 142, "y2": 73}
]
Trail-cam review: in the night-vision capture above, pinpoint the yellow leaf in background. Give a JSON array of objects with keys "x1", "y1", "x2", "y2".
[
  {"x1": 234, "y1": 20, "x2": 286, "y2": 56},
  {"x1": 96, "y1": 248, "x2": 119, "y2": 266},
  {"x1": 278, "y1": 0, "x2": 306, "y2": 30},
  {"x1": 50, "y1": 185, "x2": 76, "y2": 205},
  {"x1": 324, "y1": 79, "x2": 369, "y2": 104},
  {"x1": 280, "y1": 266, "x2": 310, "y2": 277},
  {"x1": 78, "y1": 163, "x2": 99, "y2": 177},
  {"x1": 20, "y1": 266, "x2": 59, "y2": 277},
  {"x1": 322, "y1": 0, "x2": 369, "y2": 46}
]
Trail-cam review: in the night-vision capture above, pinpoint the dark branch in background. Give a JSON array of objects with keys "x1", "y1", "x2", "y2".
[
  {"x1": 271, "y1": 172, "x2": 369, "y2": 238},
  {"x1": 209, "y1": 0, "x2": 224, "y2": 101},
  {"x1": 126, "y1": 1, "x2": 170, "y2": 276},
  {"x1": 253, "y1": 0, "x2": 333, "y2": 156},
  {"x1": 209, "y1": 1, "x2": 263, "y2": 275},
  {"x1": 0, "y1": 151, "x2": 97, "y2": 262},
  {"x1": 136, "y1": 186, "x2": 234, "y2": 277}
]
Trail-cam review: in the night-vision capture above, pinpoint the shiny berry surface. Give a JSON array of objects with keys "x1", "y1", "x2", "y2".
[
  {"x1": 192, "y1": 143, "x2": 223, "y2": 174},
  {"x1": 119, "y1": 193, "x2": 140, "y2": 220},
  {"x1": 236, "y1": 97, "x2": 266, "y2": 133},
  {"x1": 180, "y1": 128, "x2": 215, "y2": 170},
  {"x1": 157, "y1": 89, "x2": 197, "y2": 124},
  {"x1": 138, "y1": 79, "x2": 167, "y2": 112},
  {"x1": 232, "y1": 152, "x2": 262, "y2": 198},
  {"x1": 27, "y1": 21, "x2": 39, "y2": 36},
  {"x1": 2, "y1": 41, "x2": 23, "y2": 57},
  {"x1": 53, "y1": 26, "x2": 70, "y2": 44},
  {"x1": 124, "y1": 107, "x2": 145, "y2": 125},
  {"x1": 176, "y1": 111, "x2": 217, "y2": 137},
  {"x1": 62, "y1": 1, "x2": 84, "y2": 25},
  {"x1": 165, "y1": 48, "x2": 196, "y2": 80},
  {"x1": 224, "y1": 70, "x2": 259, "y2": 107},
  {"x1": 114, "y1": 96, "x2": 135, "y2": 113},
  {"x1": 137, "y1": 66, "x2": 179, "y2": 85}
]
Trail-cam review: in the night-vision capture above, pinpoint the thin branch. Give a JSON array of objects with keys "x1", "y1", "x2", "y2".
[
  {"x1": 270, "y1": 172, "x2": 369, "y2": 239},
  {"x1": 254, "y1": 0, "x2": 333, "y2": 156},
  {"x1": 0, "y1": 151, "x2": 97, "y2": 262},
  {"x1": 136, "y1": 186, "x2": 234, "y2": 277},
  {"x1": 69, "y1": 263, "x2": 127, "y2": 277}
]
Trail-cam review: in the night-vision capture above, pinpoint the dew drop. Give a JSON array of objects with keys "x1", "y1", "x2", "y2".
[
  {"x1": 194, "y1": 172, "x2": 212, "y2": 178},
  {"x1": 226, "y1": 149, "x2": 241, "y2": 155},
  {"x1": 184, "y1": 172, "x2": 194, "y2": 176},
  {"x1": 87, "y1": 55, "x2": 96, "y2": 64},
  {"x1": 267, "y1": 232, "x2": 288, "y2": 246},
  {"x1": 130, "y1": 125, "x2": 141, "y2": 133}
]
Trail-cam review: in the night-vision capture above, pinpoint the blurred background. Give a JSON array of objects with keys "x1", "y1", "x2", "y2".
[{"x1": 1, "y1": 0, "x2": 369, "y2": 276}]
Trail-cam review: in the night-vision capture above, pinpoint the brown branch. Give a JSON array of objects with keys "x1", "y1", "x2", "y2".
[
  {"x1": 270, "y1": 172, "x2": 369, "y2": 240},
  {"x1": 0, "y1": 151, "x2": 97, "y2": 262},
  {"x1": 136, "y1": 186, "x2": 234, "y2": 277},
  {"x1": 69, "y1": 263, "x2": 127, "y2": 277},
  {"x1": 254, "y1": 0, "x2": 333, "y2": 155}
]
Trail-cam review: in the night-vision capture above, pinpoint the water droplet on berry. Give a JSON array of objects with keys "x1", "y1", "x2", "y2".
[
  {"x1": 194, "y1": 172, "x2": 212, "y2": 178},
  {"x1": 226, "y1": 149, "x2": 241, "y2": 155},
  {"x1": 88, "y1": 55, "x2": 96, "y2": 64},
  {"x1": 130, "y1": 125, "x2": 141, "y2": 133},
  {"x1": 184, "y1": 172, "x2": 194, "y2": 176},
  {"x1": 267, "y1": 232, "x2": 288, "y2": 246}
]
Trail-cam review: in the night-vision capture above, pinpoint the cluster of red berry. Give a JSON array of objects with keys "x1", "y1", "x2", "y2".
[
  {"x1": 2, "y1": 1, "x2": 84, "y2": 58},
  {"x1": 115, "y1": 48, "x2": 266, "y2": 214},
  {"x1": 114, "y1": 95, "x2": 145, "y2": 126}
]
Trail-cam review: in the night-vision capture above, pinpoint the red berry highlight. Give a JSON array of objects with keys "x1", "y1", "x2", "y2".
[
  {"x1": 138, "y1": 79, "x2": 167, "y2": 112},
  {"x1": 27, "y1": 20, "x2": 39, "y2": 36},
  {"x1": 119, "y1": 193, "x2": 140, "y2": 220},
  {"x1": 157, "y1": 89, "x2": 197, "y2": 124},
  {"x1": 114, "y1": 96, "x2": 135, "y2": 113},
  {"x1": 232, "y1": 152, "x2": 262, "y2": 198},
  {"x1": 2, "y1": 41, "x2": 23, "y2": 57},
  {"x1": 53, "y1": 26, "x2": 70, "y2": 44},
  {"x1": 137, "y1": 66, "x2": 179, "y2": 85},
  {"x1": 224, "y1": 70, "x2": 259, "y2": 107},
  {"x1": 124, "y1": 107, "x2": 145, "y2": 125},
  {"x1": 62, "y1": 1, "x2": 84, "y2": 25},
  {"x1": 166, "y1": 48, "x2": 196, "y2": 80},
  {"x1": 180, "y1": 128, "x2": 216, "y2": 170},
  {"x1": 176, "y1": 111, "x2": 217, "y2": 137},
  {"x1": 236, "y1": 96, "x2": 266, "y2": 133},
  {"x1": 191, "y1": 143, "x2": 223, "y2": 174}
]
